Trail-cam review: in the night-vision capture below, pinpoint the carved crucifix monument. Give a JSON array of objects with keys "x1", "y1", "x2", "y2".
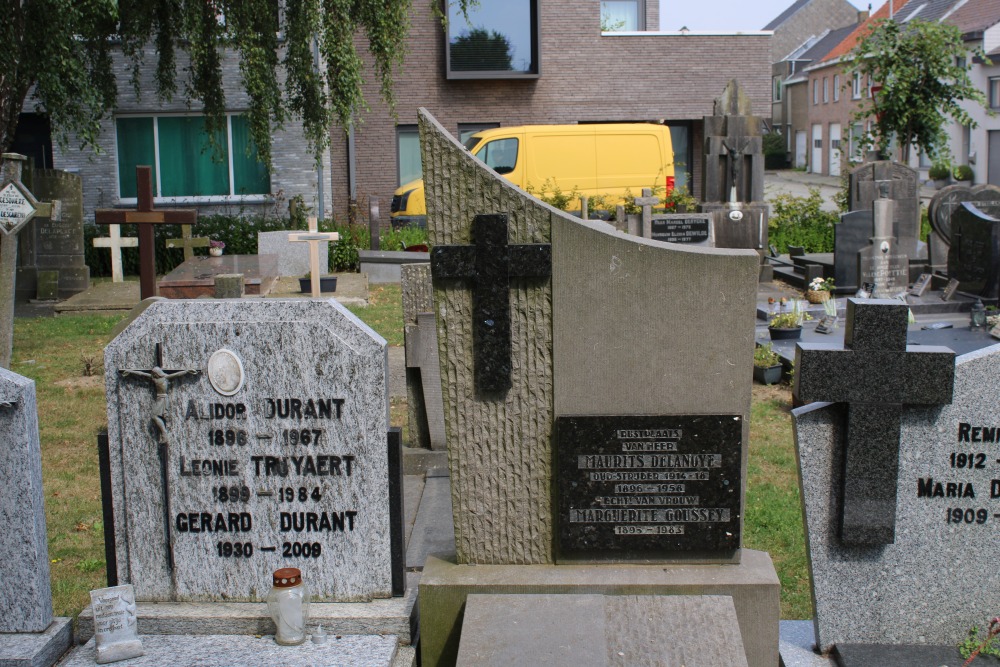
[
  {"x1": 118, "y1": 343, "x2": 200, "y2": 571},
  {"x1": 289, "y1": 216, "x2": 339, "y2": 297},
  {"x1": 95, "y1": 166, "x2": 197, "y2": 299},
  {"x1": 431, "y1": 213, "x2": 551, "y2": 394},
  {"x1": 794, "y1": 299, "x2": 955, "y2": 546}
]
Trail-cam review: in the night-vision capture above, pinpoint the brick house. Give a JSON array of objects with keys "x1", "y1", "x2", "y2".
[
  {"x1": 764, "y1": 0, "x2": 859, "y2": 63},
  {"x1": 22, "y1": 1, "x2": 772, "y2": 222}
]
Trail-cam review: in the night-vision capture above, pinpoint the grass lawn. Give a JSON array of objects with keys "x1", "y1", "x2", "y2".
[{"x1": 12, "y1": 283, "x2": 811, "y2": 620}]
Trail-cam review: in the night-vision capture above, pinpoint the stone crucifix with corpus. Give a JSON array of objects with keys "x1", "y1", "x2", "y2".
[
  {"x1": 95, "y1": 166, "x2": 197, "y2": 299},
  {"x1": 289, "y1": 216, "x2": 339, "y2": 297}
]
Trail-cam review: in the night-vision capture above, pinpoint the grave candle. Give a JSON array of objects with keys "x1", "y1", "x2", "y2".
[{"x1": 267, "y1": 568, "x2": 310, "y2": 645}]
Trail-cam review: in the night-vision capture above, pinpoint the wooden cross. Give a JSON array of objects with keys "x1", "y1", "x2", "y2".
[
  {"x1": 165, "y1": 225, "x2": 210, "y2": 261},
  {"x1": 289, "y1": 216, "x2": 339, "y2": 297},
  {"x1": 92, "y1": 224, "x2": 138, "y2": 283},
  {"x1": 95, "y1": 166, "x2": 197, "y2": 299},
  {"x1": 430, "y1": 213, "x2": 551, "y2": 394},
  {"x1": 794, "y1": 299, "x2": 955, "y2": 546}
]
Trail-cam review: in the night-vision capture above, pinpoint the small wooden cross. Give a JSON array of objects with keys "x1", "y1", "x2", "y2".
[
  {"x1": 289, "y1": 216, "x2": 339, "y2": 297},
  {"x1": 95, "y1": 166, "x2": 197, "y2": 299},
  {"x1": 165, "y1": 225, "x2": 210, "y2": 261},
  {"x1": 431, "y1": 213, "x2": 551, "y2": 394},
  {"x1": 92, "y1": 224, "x2": 138, "y2": 283},
  {"x1": 794, "y1": 299, "x2": 955, "y2": 546}
]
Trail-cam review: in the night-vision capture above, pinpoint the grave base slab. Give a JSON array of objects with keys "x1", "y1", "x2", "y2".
[
  {"x1": 833, "y1": 643, "x2": 998, "y2": 666},
  {"x1": 0, "y1": 617, "x2": 72, "y2": 667},
  {"x1": 457, "y1": 593, "x2": 749, "y2": 667},
  {"x1": 74, "y1": 573, "x2": 418, "y2": 645},
  {"x1": 58, "y1": 634, "x2": 401, "y2": 667},
  {"x1": 155, "y1": 254, "x2": 279, "y2": 298},
  {"x1": 419, "y1": 549, "x2": 779, "y2": 667}
]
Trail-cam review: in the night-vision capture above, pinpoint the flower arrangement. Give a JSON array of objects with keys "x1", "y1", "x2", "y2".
[
  {"x1": 808, "y1": 277, "x2": 834, "y2": 292},
  {"x1": 661, "y1": 186, "x2": 699, "y2": 213},
  {"x1": 210, "y1": 240, "x2": 226, "y2": 249},
  {"x1": 753, "y1": 343, "x2": 781, "y2": 368},
  {"x1": 769, "y1": 300, "x2": 811, "y2": 329}
]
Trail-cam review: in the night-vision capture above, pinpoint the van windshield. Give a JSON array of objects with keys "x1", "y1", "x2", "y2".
[{"x1": 473, "y1": 138, "x2": 518, "y2": 175}]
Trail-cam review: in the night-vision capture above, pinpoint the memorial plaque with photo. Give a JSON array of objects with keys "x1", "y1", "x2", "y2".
[
  {"x1": 556, "y1": 415, "x2": 741, "y2": 559},
  {"x1": 650, "y1": 215, "x2": 713, "y2": 246},
  {"x1": 104, "y1": 300, "x2": 392, "y2": 603}
]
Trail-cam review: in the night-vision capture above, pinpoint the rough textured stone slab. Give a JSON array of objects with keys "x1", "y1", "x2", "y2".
[
  {"x1": 0, "y1": 617, "x2": 72, "y2": 667},
  {"x1": 257, "y1": 230, "x2": 327, "y2": 278},
  {"x1": 59, "y1": 634, "x2": 398, "y2": 667},
  {"x1": 103, "y1": 299, "x2": 390, "y2": 602},
  {"x1": 457, "y1": 594, "x2": 748, "y2": 667},
  {"x1": 75, "y1": 572, "x2": 420, "y2": 644},
  {"x1": 419, "y1": 550, "x2": 779, "y2": 667},
  {"x1": 778, "y1": 620, "x2": 831, "y2": 667},
  {"x1": 405, "y1": 474, "x2": 455, "y2": 569},
  {"x1": 793, "y1": 343, "x2": 1000, "y2": 650},
  {"x1": 0, "y1": 368, "x2": 52, "y2": 633}
]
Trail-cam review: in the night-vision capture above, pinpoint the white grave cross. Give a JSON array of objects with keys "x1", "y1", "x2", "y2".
[
  {"x1": 289, "y1": 216, "x2": 339, "y2": 297},
  {"x1": 93, "y1": 225, "x2": 139, "y2": 283}
]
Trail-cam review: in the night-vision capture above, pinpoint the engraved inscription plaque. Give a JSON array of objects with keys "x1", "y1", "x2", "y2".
[{"x1": 556, "y1": 415, "x2": 741, "y2": 559}]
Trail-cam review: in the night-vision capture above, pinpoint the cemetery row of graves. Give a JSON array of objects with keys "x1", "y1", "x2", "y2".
[{"x1": 6, "y1": 89, "x2": 1000, "y2": 665}]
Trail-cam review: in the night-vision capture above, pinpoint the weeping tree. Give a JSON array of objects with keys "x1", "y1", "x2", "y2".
[
  {"x1": 1, "y1": 0, "x2": 475, "y2": 165},
  {"x1": 846, "y1": 18, "x2": 988, "y2": 163}
]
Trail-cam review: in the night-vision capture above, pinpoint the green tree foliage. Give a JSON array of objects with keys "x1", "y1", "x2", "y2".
[
  {"x1": 450, "y1": 28, "x2": 513, "y2": 71},
  {"x1": 768, "y1": 189, "x2": 838, "y2": 253},
  {"x1": 2, "y1": 0, "x2": 475, "y2": 165},
  {"x1": 847, "y1": 18, "x2": 988, "y2": 162}
]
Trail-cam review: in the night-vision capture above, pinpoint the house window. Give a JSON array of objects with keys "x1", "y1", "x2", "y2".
[
  {"x1": 833, "y1": 75, "x2": 840, "y2": 102},
  {"x1": 813, "y1": 80, "x2": 819, "y2": 105},
  {"x1": 852, "y1": 72, "x2": 862, "y2": 99},
  {"x1": 849, "y1": 123, "x2": 864, "y2": 161},
  {"x1": 989, "y1": 78, "x2": 1000, "y2": 109},
  {"x1": 773, "y1": 77, "x2": 782, "y2": 102},
  {"x1": 446, "y1": 0, "x2": 539, "y2": 79},
  {"x1": 601, "y1": 1, "x2": 642, "y2": 31},
  {"x1": 823, "y1": 77, "x2": 829, "y2": 103},
  {"x1": 115, "y1": 115, "x2": 269, "y2": 200},
  {"x1": 397, "y1": 125, "x2": 422, "y2": 186},
  {"x1": 458, "y1": 123, "x2": 500, "y2": 144},
  {"x1": 866, "y1": 75, "x2": 873, "y2": 98}
]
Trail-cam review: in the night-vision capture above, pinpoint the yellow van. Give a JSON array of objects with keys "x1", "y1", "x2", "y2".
[{"x1": 390, "y1": 123, "x2": 675, "y2": 227}]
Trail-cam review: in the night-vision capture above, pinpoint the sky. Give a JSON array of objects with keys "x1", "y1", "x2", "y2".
[{"x1": 659, "y1": 0, "x2": 889, "y2": 32}]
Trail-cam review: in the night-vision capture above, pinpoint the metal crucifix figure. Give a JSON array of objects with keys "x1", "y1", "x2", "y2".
[
  {"x1": 722, "y1": 137, "x2": 751, "y2": 204},
  {"x1": 119, "y1": 343, "x2": 200, "y2": 572}
]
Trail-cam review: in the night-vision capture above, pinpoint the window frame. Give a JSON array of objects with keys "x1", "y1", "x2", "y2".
[
  {"x1": 813, "y1": 79, "x2": 819, "y2": 105},
  {"x1": 114, "y1": 113, "x2": 270, "y2": 204},
  {"x1": 989, "y1": 77, "x2": 1000, "y2": 109},
  {"x1": 773, "y1": 76, "x2": 782, "y2": 102},
  {"x1": 852, "y1": 72, "x2": 862, "y2": 99},
  {"x1": 833, "y1": 74, "x2": 840, "y2": 102},
  {"x1": 396, "y1": 124, "x2": 422, "y2": 186},
  {"x1": 823, "y1": 77, "x2": 829, "y2": 103},
  {"x1": 444, "y1": 0, "x2": 541, "y2": 80}
]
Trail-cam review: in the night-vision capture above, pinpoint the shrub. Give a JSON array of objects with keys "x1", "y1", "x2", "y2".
[
  {"x1": 953, "y1": 164, "x2": 974, "y2": 181},
  {"x1": 928, "y1": 162, "x2": 951, "y2": 180},
  {"x1": 754, "y1": 343, "x2": 781, "y2": 368},
  {"x1": 768, "y1": 189, "x2": 838, "y2": 254}
]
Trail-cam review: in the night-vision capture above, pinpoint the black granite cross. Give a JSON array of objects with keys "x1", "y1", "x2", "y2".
[
  {"x1": 430, "y1": 213, "x2": 551, "y2": 394},
  {"x1": 794, "y1": 299, "x2": 955, "y2": 546}
]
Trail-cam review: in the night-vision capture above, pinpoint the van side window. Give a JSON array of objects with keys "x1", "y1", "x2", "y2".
[{"x1": 475, "y1": 138, "x2": 518, "y2": 174}]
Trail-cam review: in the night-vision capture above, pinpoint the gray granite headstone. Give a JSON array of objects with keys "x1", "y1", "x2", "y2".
[
  {"x1": 848, "y1": 161, "x2": 923, "y2": 258},
  {"x1": 857, "y1": 198, "x2": 909, "y2": 299},
  {"x1": 257, "y1": 231, "x2": 327, "y2": 278},
  {"x1": 948, "y1": 202, "x2": 1000, "y2": 300},
  {"x1": 103, "y1": 299, "x2": 391, "y2": 602},
  {"x1": 833, "y1": 210, "x2": 873, "y2": 292},
  {"x1": 794, "y1": 342, "x2": 1000, "y2": 651},
  {"x1": 0, "y1": 367, "x2": 52, "y2": 633},
  {"x1": 90, "y1": 585, "x2": 143, "y2": 663}
]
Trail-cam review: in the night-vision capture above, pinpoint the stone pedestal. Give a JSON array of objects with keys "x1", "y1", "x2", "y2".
[{"x1": 419, "y1": 551, "x2": 780, "y2": 667}]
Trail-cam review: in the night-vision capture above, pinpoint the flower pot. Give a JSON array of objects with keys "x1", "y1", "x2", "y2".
[
  {"x1": 753, "y1": 364, "x2": 783, "y2": 385},
  {"x1": 768, "y1": 326, "x2": 802, "y2": 340},
  {"x1": 299, "y1": 276, "x2": 338, "y2": 293},
  {"x1": 209, "y1": 247, "x2": 223, "y2": 257},
  {"x1": 933, "y1": 178, "x2": 950, "y2": 190},
  {"x1": 805, "y1": 290, "x2": 830, "y2": 304}
]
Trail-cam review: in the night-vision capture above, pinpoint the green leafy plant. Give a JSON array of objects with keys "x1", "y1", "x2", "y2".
[
  {"x1": 769, "y1": 301, "x2": 811, "y2": 329},
  {"x1": 753, "y1": 343, "x2": 781, "y2": 368},
  {"x1": 929, "y1": 161, "x2": 952, "y2": 180},
  {"x1": 768, "y1": 189, "x2": 838, "y2": 254},
  {"x1": 662, "y1": 186, "x2": 698, "y2": 212},
  {"x1": 380, "y1": 225, "x2": 430, "y2": 251},
  {"x1": 525, "y1": 179, "x2": 582, "y2": 212},
  {"x1": 953, "y1": 164, "x2": 974, "y2": 182},
  {"x1": 959, "y1": 619, "x2": 1000, "y2": 664}
]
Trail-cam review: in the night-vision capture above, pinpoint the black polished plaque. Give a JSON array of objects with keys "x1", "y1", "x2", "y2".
[
  {"x1": 650, "y1": 215, "x2": 711, "y2": 244},
  {"x1": 556, "y1": 415, "x2": 741, "y2": 559}
]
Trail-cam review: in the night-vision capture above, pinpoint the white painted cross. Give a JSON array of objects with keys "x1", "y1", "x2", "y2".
[
  {"x1": 93, "y1": 224, "x2": 139, "y2": 283},
  {"x1": 289, "y1": 216, "x2": 339, "y2": 297}
]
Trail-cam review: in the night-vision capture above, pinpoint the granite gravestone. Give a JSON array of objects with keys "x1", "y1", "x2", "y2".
[
  {"x1": 948, "y1": 202, "x2": 1000, "y2": 301},
  {"x1": 417, "y1": 108, "x2": 779, "y2": 667},
  {"x1": 793, "y1": 339, "x2": 1000, "y2": 654},
  {"x1": 857, "y1": 194, "x2": 909, "y2": 299},
  {"x1": 700, "y1": 80, "x2": 769, "y2": 256},
  {"x1": 928, "y1": 184, "x2": 1000, "y2": 272},
  {"x1": 103, "y1": 299, "x2": 393, "y2": 603},
  {"x1": 848, "y1": 161, "x2": 923, "y2": 259},
  {"x1": 833, "y1": 210, "x2": 873, "y2": 293},
  {"x1": 258, "y1": 230, "x2": 329, "y2": 278},
  {"x1": 0, "y1": 367, "x2": 72, "y2": 666}
]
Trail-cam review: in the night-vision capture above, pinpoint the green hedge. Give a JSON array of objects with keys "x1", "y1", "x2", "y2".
[
  {"x1": 85, "y1": 215, "x2": 429, "y2": 277},
  {"x1": 768, "y1": 189, "x2": 837, "y2": 254}
]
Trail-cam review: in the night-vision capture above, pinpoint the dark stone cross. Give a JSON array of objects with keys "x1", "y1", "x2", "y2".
[
  {"x1": 430, "y1": 213, "x2": 551, "y2": 394},
  {"x1": 95, "y1": 166, "x2": 198, "y2": 299},
  {"x1": 794, "y1": 299, "x2": 955, "y2": 546}
]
